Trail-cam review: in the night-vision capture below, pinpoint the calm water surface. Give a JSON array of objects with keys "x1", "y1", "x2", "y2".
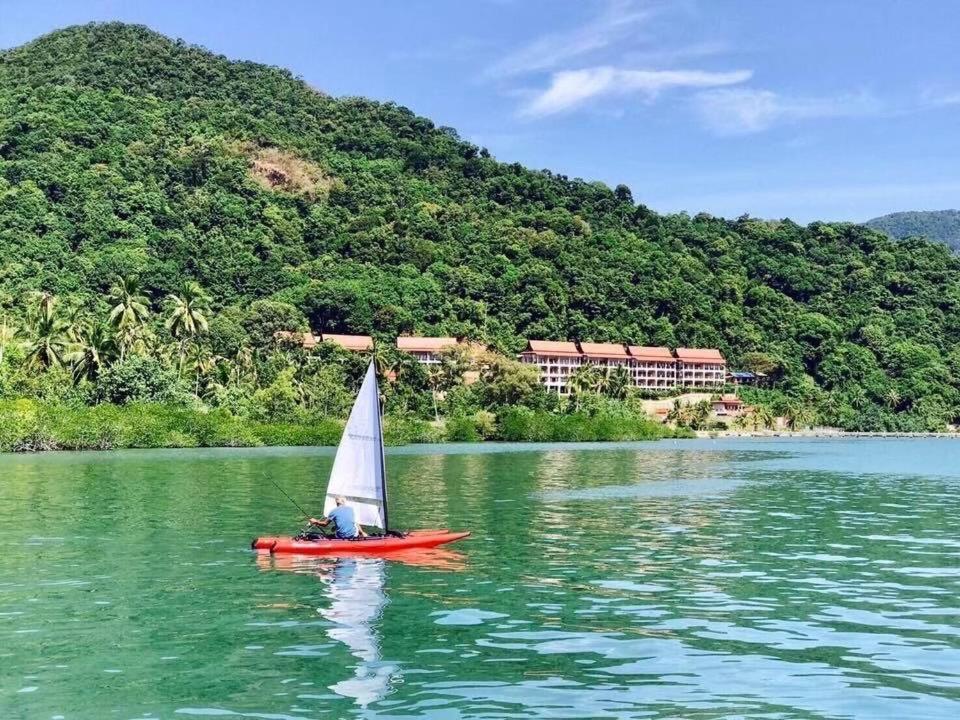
[{"x1": 2, "y1": 438, "x2": 960, "y2": 719}]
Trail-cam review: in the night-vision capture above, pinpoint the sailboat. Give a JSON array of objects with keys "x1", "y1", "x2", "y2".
[{"x1": 252, "y1": 360, "x2": 470, "y2": 555}]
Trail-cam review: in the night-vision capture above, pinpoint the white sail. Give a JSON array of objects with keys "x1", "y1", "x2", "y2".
[{"x1": 324, "y1": 360, "x2": 387, "y2": 529}]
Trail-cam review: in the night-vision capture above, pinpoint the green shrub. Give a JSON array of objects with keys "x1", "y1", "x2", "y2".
[
  {"x1": 0, "y1": 399, "x2": 56, "y2": 451},
  {"x1": 94, "y1": 357, "x2": 185, "y2": 405},
  {"x1": 474, "y1": 410, "x2": 497, "y2": 439},
  {"x1": 445, "y1": 415, "x2": 480, "y2": 442},
  {"x1": 252, "y1": 419, "x2": 342, "y2": 447},
  {"x1": 250, "y1": 369, "x2": 302, "y2": 422},
  {"x1": 44, "y1": 405, "x2": 123, "y2": 450},
  {"x1": 495, "y1": 407, "x2": 677, "y2": 442},
  {"x1": 383, "y1": 415, "x2": 443, "y2": 445}
]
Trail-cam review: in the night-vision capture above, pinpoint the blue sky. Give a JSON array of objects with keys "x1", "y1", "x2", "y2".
[{"x1": 2, "y1": 0, "x2": 958, "y2": 222}]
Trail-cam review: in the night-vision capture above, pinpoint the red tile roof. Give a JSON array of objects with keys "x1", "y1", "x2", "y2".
[
  {"x1": 397, "y1": 336, "x2": 458, "y2": 353},
  {"x1": 522, "y1": 340, "x2": 582, "y2": 357},
  {"x1": 321, "y1": 333, "x2": 373, "y2": 351},
  {"x1": 578, "y1": 342, "x2": 629, "y2": 359},
  {"x1": 675, "y1": 347, "x2": 725, "y2": 362},
  {"x1": 628, "y1": 345, "x2": 674, "y2": 361}
]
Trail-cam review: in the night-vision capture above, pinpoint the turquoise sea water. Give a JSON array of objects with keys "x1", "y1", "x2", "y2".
[{"x1": 1, "y1": 438, "x2": 959, "y2": 718}]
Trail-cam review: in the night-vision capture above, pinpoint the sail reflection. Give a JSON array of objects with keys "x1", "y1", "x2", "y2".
[
  {"x1": 253, "y1": 554, "x2": 391, "y2": 706},
  {"x1": 322, "y1": 558, "x2": 394, "y2": 707},
  {"x1": 255, "y1": 548, "x2": 465, "y2": 708}
]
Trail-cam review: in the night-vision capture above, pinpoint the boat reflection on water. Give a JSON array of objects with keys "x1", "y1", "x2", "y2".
[
  {"x1": 255, "y1": 545, "x2": 467, "y2": 572},
  {"x1": 255, "y1": 548, "x2": 465, "y2": 707}
]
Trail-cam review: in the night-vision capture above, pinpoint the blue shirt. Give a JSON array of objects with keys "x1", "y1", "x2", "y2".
[{"x1": 327, "y1": 505, "x2": 359, "y2": 539}]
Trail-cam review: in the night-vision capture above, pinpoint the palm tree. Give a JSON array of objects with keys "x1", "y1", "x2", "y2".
[
  {"x1": 818, "y1": 392, "x2": 840, "y2": 426},
  {"x1": 439, "y1": 346, "x2": 470, "y2": 388},
  {"x1": 186, "y1": 343, "x2": 218, "y2": 397},
  {"x1": 24, "y1": 292, "x2": 69, "y2": 371},
  {"x1": 372, "y1": 342, "x2": 397, "y2": 380},
  {"x1": 849, "y1": 387, "x2": 869, "y2": 410},
  {"x1": 108, "y1": 275, "x2": 150, "y2": 360},
  {"x1": 590, "y1": 365, "x2": 606, "y2": 394},
  {"x1": 784, "y1": 402, "x2": 813, "y2": 431},
  {"x1": 606, "y1": 365, "x2": 630, "y2": 400},
  {"x1": 752, "y1": 405, "x2": 775, "y2": 430},
  {"x1": 884, "y1": 387, "x2": 902, "y2": 411},
  {"x1": 390, "y1": 350, "x2": 420, "y2": 384},
  {"x1": 427, "y1": 364, "x2": 444, "y2": 421},
  {"x1": 0, "y1": 314, "x2": 18, "y2": 367},
  {"x1": 166, "y1": 282, "x2": 211, "y2": 373},
  {"x1": 234, "y1": 347, "x2": 258, "y2": 386},
  {"x1": 115, "y1": 323, "x2": 148, "y2": 361},
  {"x1": 691, "y1": 399, "x2": 712, "y2": 430},
  {"x1": 568, "y1": 365, "x2": 597, "y2": 411},
  {"x1": 66, "y1": 322, "x2": 116, "y2": 384},
  {"x1": 665, "y1": 398, "x2": 687, "y2": 426},
  {"x1": 203, "y1": 357, "x2": 232, "y2": 400}
]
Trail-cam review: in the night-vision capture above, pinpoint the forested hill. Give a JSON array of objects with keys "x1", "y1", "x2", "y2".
[
  {"x1": 867, "y1": 210, "x2": 960, "y2": 252},
  {"x1": 3, "y1": 22, "x2": 960, "y2": 431}
]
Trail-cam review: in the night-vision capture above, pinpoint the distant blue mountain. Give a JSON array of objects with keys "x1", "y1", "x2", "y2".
[{"x1": 867, "y1": 210, "x2": 960, "y2": 251}]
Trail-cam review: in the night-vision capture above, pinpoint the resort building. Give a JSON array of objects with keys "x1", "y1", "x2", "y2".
[
  {"x1": 396, "y1": 336, "x2": 458, "y2": 364},
  {"x1": 274, "y1": 331, "x2": 373, "y2": 352},
  {"x1": 518, "y1": 340, "x2": 583, "y2": 395},
  {"x1": 320, "y1": 333, "x2": 374, "y2": 352},
  {"x1": 675, "y1": 347, "x2": 726, "y2": 388},
  {"x1": 278, "y1": 328, "x2": 730, "y2": 395},
  {"x1": 519, "y1": 339, "x2": 728, "y2": 393},
  {"x1": 579, "y1": 342, "x2": 631, "y2": 370},
  {"x1": 628, "y1": 345, "x2": 677, "y2": 389}
]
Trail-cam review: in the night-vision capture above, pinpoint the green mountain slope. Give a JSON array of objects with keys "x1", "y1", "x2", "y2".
[
  {"x1": 867, "y1": 210, "x2": 960, "y2": 252},
  {"x1": 2, "y1": 22, "x2": 960, "y2": 431}
]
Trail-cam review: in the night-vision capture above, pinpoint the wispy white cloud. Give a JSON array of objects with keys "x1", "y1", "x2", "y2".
[
  {"x1": 520, "y1": 66, "x2": 751, "y2": 117},
  {"x1": 484, "y1": 0, "x2": 654, "y2": 79},
  {"x1": 920, "y1": 86, "x2": 960, "y2": 107},
  {"x1": 694, "y1": 88, "x2": 882, "y2": 135}
]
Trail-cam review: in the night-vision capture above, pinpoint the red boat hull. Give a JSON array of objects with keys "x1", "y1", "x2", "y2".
[{"x1": 252, "y1": 529, "x2": 470, "y2": 555}]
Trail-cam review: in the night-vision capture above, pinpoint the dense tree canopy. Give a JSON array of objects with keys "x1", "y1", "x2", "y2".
[{"x1": 2, "y1": 23, "x2": 960, "y2": 432}]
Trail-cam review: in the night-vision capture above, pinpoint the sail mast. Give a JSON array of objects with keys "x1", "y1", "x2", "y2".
[{"x1": 374, "y1": 361, "x2": 389, "y2": 532}]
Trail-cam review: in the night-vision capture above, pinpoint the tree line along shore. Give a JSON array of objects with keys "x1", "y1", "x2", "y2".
[{"x1": 1, "y1": 276, "x2": 954, "y2": 454}]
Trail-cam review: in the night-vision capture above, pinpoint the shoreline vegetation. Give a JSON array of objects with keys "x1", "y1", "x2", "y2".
[
  {"x1": 2, "y1": 396, "x2": 957, "y2": 455},
  {"x1": 0, "y1": 400, "x2": 690, "y2": 453},
  {"x1": 0, "y1": 277, "x2": 954, "y2": 453}
]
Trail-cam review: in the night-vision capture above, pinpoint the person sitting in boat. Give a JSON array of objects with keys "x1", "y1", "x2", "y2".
[{"x1": 309, "y1": 496, "x2": 367, "y2": 540}]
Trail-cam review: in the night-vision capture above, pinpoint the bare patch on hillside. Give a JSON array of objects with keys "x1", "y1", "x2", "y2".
[{"x1": 246, "y1": 146, "x2": 335, "y2": 198}]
